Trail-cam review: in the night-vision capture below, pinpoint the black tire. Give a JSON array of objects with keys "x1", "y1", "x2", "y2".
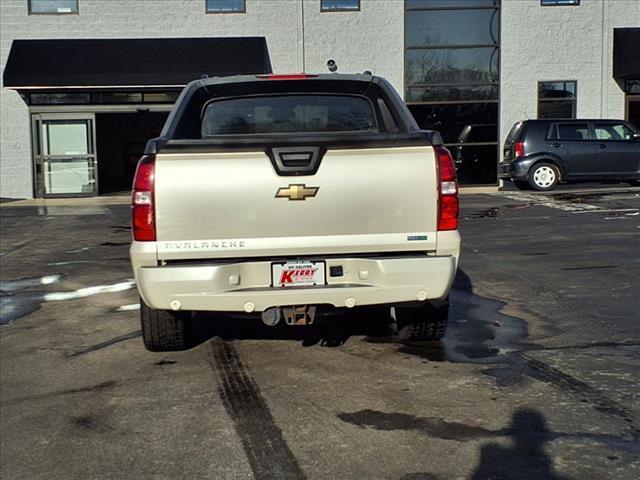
[
  {"x1": 513, "y1": 180, "x2": 530, "y2": 190},
  {"x1": 396, "y1": 298, "x2": 449, "y2": 342},
  {"x1": 140, "y1": 299, "x2": 191, "y2": 351},
  {"x1": 528, "y1": 162, "x2": 560, "y2": 191}
]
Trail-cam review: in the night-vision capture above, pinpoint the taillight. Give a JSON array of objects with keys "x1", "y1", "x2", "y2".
[
  {"x1": 434, "y1": 145, "x2": 459, "y2": 231},
  {"x1": 131, "y1": 155, "x2": 156, "y2": 241},
  {"x1": 514, "y1": 141, "x2": 525, "y2": 158}
]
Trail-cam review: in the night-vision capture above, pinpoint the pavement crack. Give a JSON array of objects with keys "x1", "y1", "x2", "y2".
[{"x1": 208, "y1": 340, "x2": 306, "y2": 480}]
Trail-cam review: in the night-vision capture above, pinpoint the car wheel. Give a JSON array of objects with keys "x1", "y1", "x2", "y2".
[
  {"x1": 513, "y1": 180, "x2": 530, "y2": 190},
  {"x1": 140, "y1": 299, "x2": 191, "y2": 351},
  {"x1": 396, "y1": 298, "x2": 449, "y2": 342},
  {"x1": 528, "y1": 162, "x2": 560, "y2": 191}
]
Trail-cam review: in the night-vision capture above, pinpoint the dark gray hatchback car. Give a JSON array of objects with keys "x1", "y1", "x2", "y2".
[{"x1": 499, "y1": 119, "x2": 640, "y2": 191}]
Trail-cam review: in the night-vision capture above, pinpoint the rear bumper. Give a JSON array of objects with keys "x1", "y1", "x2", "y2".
[{"x1": 134, "y1": 255, "x2": 458, "y2": 313}]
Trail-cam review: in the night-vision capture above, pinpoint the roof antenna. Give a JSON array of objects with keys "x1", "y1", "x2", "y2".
[{"x1": 327, "y1": 59, "x2": 337, "y2": 73}]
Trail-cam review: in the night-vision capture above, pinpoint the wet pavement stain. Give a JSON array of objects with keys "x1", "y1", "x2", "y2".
[
  {"x1": 369, "y1": 270, "x2": 640, "y2": 437},
  {"x1": 0, "y1": 275, "x2": 62, "y2": 326},
  {"x1": 71, "y1": 415, "x2": 113, "y2": 433}
]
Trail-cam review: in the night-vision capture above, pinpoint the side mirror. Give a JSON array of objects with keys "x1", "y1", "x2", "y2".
[{"x1": 633, "y1": 133, "x2": 640, "y2": 142}]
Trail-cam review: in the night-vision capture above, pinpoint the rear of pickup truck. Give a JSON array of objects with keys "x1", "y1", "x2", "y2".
[{"x1": 130, "y1": 73, "x2": 460, "y2": 351}]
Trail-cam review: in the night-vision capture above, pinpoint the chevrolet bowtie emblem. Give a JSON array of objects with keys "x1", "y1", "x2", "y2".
[{"x1": 275, "y1": 184, "x2": 319, "y2": 201}]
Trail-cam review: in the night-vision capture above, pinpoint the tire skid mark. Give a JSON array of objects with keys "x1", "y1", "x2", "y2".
[
  {"x1": 517, "y1": 352, "x2": 640, "y2": 437},
  {"x1": 208, "y1": 340, "x2": 306, "y2": 480}
]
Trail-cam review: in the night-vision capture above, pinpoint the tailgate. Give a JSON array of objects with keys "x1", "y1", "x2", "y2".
[{"x1": 154, "y1": 146, "x2": 438, "y2": 260}]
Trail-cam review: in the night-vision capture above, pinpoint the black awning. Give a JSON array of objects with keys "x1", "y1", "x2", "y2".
[
  {"x1": 613, "y1": 28, "x2": 640, "y2": 80},
  {"x1": 2, "y1": 37, "x2": 272, "y2": 88}
]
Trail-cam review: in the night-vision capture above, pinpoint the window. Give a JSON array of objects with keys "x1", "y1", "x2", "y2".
[
  {"x1": 555, "y1": 123, "x2": 589, "y2": 141},
  {"x1": 405, "y1": 0, "x2": 500, "y2": 185},
  {"x1": 541, "y1": 0, "x2": 580, "y2": 5},
  {"x1": 594, "y1": 122, "x2": 636, "y2": 141},
  {"x1": 538, "y1": 81, "x2": 577, "y2": 119},
  {"x1": 201, "y1": 95, "x2": 377, "y2": 136},
  {"x1": 321, "y1": 0, "x2": 360, "y2": 12},
  {"x1": 28, "y1": 0, "x2": 78, "y2": 14},
  {"x1": 206, "y1": 0, "x2": 245, "y2": 13}
]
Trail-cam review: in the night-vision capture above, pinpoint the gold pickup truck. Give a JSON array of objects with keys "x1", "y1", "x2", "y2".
[{"x1": 130, "y1": 73, "x2": 460, "y2": 351}]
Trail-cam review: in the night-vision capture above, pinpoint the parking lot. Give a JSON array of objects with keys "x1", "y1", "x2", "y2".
[{"x1": 1, "y1": 187, "x2": 639, "y2": 480}]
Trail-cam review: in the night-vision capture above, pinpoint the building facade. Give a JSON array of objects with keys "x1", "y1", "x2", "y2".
[{"x1": 0, "y1": 0, "x2": 638, "y2": 198}]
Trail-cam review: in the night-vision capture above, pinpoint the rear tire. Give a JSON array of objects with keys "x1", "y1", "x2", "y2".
[
  {"x1": 528, "y1": 162, "x2": 560, "y2": 191},
  {"x1": 140, "y1": 299, "x2": 191, "y2": 351},
  {"x1": 396, "y1": 298, "x2": 449, "y2": 342}
]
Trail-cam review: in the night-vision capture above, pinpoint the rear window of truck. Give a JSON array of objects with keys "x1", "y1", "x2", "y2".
[{"x1": 201, "y1": 94, "x2": 378, "y2": 136}]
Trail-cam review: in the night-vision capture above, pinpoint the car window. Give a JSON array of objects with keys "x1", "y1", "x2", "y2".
[
  {"x1": 201, "y1": 94, "x2": 378, "y2": 136},
  {"x1": 506, "y1": 122, "x2": 523, "y2": 143},
  {"x1": 557, "y1": 123, "x2": 589, "y2": 141},
  {"x1": 593, "y1": 123, "x2": 635, "y2": 141}
]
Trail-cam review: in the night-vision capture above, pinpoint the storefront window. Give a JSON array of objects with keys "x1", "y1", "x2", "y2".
[
  {"x1": 538, "y1": 81, "x2": 577, "y2": 119},
  {"x1": 321, "y1": 0, "x2": 360, "y2": 11},
  {"x1": 28, "y1": 0, "x2": 78, "y2": 14},
  {"x1": 205, "y1": 0, "x2": 245, "y2": 13},
  {"x1": 405, "y1": 0, "x2": 500, "y2": 185}
]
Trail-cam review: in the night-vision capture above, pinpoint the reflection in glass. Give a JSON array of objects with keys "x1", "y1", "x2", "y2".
[
  {"x1": 406, "y1": 9, "x2": 499, "y2": 47},
  {"x1": 538, "y1": 100, "x2": 575, "y2": 119},
  {"x1": 406, "y1": 84, "x2": 498, "y2": 102},
  {"x1": 206, "y1": 0, "x2": 245, "y2": 12},
  {"x1": 538, "y1": 81, "x2": 576, "y2": 99},
  {"x1": 321, "y1": 0, "x2": 360, "y2": 10},
  {"x1": 406, "y1": 48, "x2": 499, "y2": 86},
  {"x1": 143, "y1": 92, "x2": 180, "y2": 103},
  {"x1": 409, "y1": 103, "x2": 498, "y2": 143},
  {"x1": 30, "y1": 93, "x2": 90, "y2": 105},
  {"x1": 91, "y1": 93, "x2": 143, "y2": 104},
  {"x1": 29, "y1": 0, "x2": 78, "y2": 14},
  {"x1": 625, "y1": 80, "x2": 640, "y2": 94},
  {"x1": 406, "y1": 0, "x2": 498, "y2": 8},
  {"x1": 44, "y1": 158, "x2": 95, "y2": 194}
]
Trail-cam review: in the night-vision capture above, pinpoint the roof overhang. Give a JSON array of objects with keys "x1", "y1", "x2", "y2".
[
  {"x1": 2, "y1": 37, "x2": 272, "y2": 90},
  {"x1": 613, "y1": 28, "x2": 640, "y2": 81}
]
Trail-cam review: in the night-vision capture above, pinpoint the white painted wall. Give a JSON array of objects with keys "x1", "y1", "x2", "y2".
[
  {"x1": 0, "y1": 0, "x2": 402, "y2": 198},
  {"x1": 500, "y1": 0, "x2": 640, "y2": 155}
]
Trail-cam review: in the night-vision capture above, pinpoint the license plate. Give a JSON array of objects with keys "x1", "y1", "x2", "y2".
[{"x1": 272, "y1": 261, "x2": 326, "y2": 287}]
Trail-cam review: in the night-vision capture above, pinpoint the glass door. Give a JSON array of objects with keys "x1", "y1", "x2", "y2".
[{"x1": 32, "y1": 113, "x2": 97, "y2": 197}]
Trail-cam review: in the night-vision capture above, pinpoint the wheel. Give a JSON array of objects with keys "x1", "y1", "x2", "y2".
[
  {"x1": 513, "y1": 180, "x2": 530, "y2": 190},
  {"x1": 528, "y1": 162, "x2": 560, "y2": 191},
  {"x1": 396, "y1": 298, "x2": 449, "y2": 342},
  {"x1": 140, "y1": 299, "x2": 191, "y2": 351}
]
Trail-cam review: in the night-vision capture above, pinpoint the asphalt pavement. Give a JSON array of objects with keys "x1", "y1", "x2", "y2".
[{"x1": 1, "y1": 188, "x2": 639, "y2": 480}]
